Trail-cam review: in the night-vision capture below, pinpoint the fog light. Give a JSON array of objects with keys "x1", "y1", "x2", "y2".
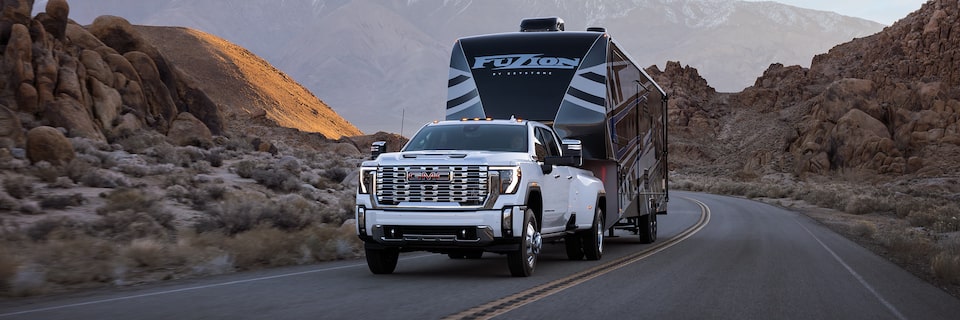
[{"x1": 356, "y1": 206, "x2": 366, "y2": 233}]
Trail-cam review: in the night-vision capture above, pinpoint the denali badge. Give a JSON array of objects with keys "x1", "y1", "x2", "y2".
[
  {"x1": 472, "y1": 54, "x2": 580, "y2": 70},
  {"x1": 405, "y1": 171, "x2": 451, "y2": 182}
]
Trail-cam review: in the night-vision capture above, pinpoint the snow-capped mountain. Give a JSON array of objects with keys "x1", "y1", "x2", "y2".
[{"x1": 47, "y1": 0, "x2": 884, "y2": 134}]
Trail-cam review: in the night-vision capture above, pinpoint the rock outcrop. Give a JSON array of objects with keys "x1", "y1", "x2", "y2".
[
  {"x1": 0, "y1": 0, "x2": 224, "y2": 154},
  {"x1": 673, "y1": 0, "x2": 960, "y2": 177}
]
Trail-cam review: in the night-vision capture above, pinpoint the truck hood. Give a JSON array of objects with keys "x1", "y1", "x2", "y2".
[{"x1": 363, "y1": 150, "x2": 532, "y2": 167}]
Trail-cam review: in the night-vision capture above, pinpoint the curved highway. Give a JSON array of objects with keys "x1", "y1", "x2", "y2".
[{"x1": 2, "y1": 191, "x2": 959, "y2": 319}]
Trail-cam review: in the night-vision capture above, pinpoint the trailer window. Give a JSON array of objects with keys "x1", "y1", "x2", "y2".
[{"x1": 404, "y1": 124, "x2": 528, "y2": 152}]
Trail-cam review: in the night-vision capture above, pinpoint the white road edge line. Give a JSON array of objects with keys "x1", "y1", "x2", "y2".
[
  {"x1": 795, "y1": 220, "x2": 907, "y2": 320},
  {"x1": 0, "y1": 254, "x2": 432, "y2": 317}
]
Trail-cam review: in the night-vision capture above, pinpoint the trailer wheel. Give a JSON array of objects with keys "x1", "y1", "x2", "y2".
[
  {"x1": 638, "y1": 212, "x2": 657, "y2": 244},
  {"x1": 582, "y1": 206, "x2": 604, "y2": 260},
  {"x1": 564, "y1": 234, "x2": 584, "y2": 260},
  {"x1": 508, "y1": 209, "x2": 541, "y2": 277},
  {"x1": 365, "y1": 245, "x2": 399, "y2": 274}
]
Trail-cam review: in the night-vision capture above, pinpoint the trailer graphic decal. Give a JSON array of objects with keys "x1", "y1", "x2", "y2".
[{"x1": 472, "y1": 54, "x2": 581, "y2": 70}]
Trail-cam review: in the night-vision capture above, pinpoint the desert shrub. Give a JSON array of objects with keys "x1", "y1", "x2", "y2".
[
  {"x1": 234, "y1": 160, "x2": 257, "y2": 179},
  {"x1": 38, "y1": 193, "x2": 85, "y2": 210},
  {"x1": 206, "y1": 149, "x2": 224, "y2": 167},
  {"x1": 851, "y1": 221, "x2": 877, "y2": 238},
  {"x1": 94, "y1": 210, "x2": 171, "y2": 241},
  {"x1": 117, "y1": 163, "x2": 151, "y2": 177},
  {"x1": 196, "y1": 195, "x2": 265, "y2": 235},
  {"x1": 34, "y1": 236, "x2": 116, "y2": 285},
  {"x1": 845, "y1": 195, "x2": 895, "y2": 215},
  {"x1": 204, "y1": 185, "x2": 227, "y2": 201},
  {"x1": 224, "y1": 226, "x2": 302, "y2": 269},
  {"x1": 259, "y1": 194, "x2": 316, "y2": 231},
  {"x1": 907, "y1": 204, "x2": 960, "y2": 233},
  {"x1": 79, "y1": 168, "x2": 130, "y2": 188},
  {"x1": 97, "y1": 188, "x2": 173, "y2": 231},
  {"x1": 303, "y1": 221, "x2": 363, "y2": 261},
  {"x1": 878, "y1": 228, "x2": 936, "y2": 262},
  {"x1": 115, "y1": 130, "x2": 168, "y2": 154},
  {"x1": 31, "y1": 161, "x2": 64, "y2": 183},
  {"x1": 223, "y1": 136, "x2": 253, "y2": 152},
  {"x1": 18, "y1": 201, "x2": 40, "y2": 215},
  {"x1": 122, "y1": 238, "x2": 185, "y2": 269},
  {"x1": 65, "y1": 155, "x2": 97, "y2": 183},
  {"x1": 277, "y1": 156, "x2": 301, "y2": 174},
  {"x1": 48, "y1": 176, "x2": 75, "y2": 188},
  {"x1": 190, "y1": 160, "x2": 213, "y2": 174},
  {"x1": 251, "y1": 167, "x2": 301, "y2": 192},
  {"x1": 932, "y1": 239, "x2": 960, "y2": 284},
  {"x1": 0, "y1": 191, "x2": 18, "y2": 211},
  {"x1": 3, "y1": 175, "x2": 33, "y2": 199},
  {"x1": 322, "y1": 167, "x2": 350, "y2": 183}
]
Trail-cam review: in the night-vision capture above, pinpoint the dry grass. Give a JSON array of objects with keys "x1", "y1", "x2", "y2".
[
  {"x1": 932, "y1": 238, "x2": 960, "y2": 284},
  {"x1": 34, "y1": 236, "x2": 117, "y2": 285},
  {"x1": 0, "y1": 247, "x2": 16, "y2": 293}
]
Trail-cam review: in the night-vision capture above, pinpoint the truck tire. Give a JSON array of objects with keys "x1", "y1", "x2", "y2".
[
  {"x1": 581, "y1": 206, "x2": 604, "y2": 260},
  {"x1": 365, "y1": 246, "x2": 399, "y2": 274},
  {"x1": 508, "y1": 209, "x2": 541, "y2": 277},
  {"x1": 638, "y1": 212, "x2": 657, "y2": 244},
  {"x1": 564, "y1": 234, "x2": 584, "y2": 260}
]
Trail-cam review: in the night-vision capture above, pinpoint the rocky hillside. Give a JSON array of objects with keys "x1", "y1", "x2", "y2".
[
  {"x1": 0, "y1": 0, "x2": 360, "y2": 160},
  {"x1": 134, "y1": 26, "x2": 361, "y2": 140},
  {"x1": 659, "y1": 0, "x2": 960, "y2": 179}
]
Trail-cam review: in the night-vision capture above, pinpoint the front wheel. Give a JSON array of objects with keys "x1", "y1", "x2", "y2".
[
  {"x1": 365, "y1": 245, "x2": 399, "y2": 274},
  {"x1": 508, "y1": 209, "x2": 541, "y2": 277}
]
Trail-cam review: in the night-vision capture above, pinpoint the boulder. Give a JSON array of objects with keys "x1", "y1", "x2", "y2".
[
  {"x1": 26, "y1": 125, "x2": 75, "y2": 166},
  {"x1": 167, "y1": 112, "x2": 212, "y2": 147},
  {"x1": 42, "y1": 97, "x2": 105, "y2": 141},
  {"x1": 0, "y1": 0, "x2": 34, "y2": 45},
  {"x1": 90, "y1": 78, "x2": 122, "y2": 131},
  {"x1": 55, "y1": 53, "x2": 83, "y2": 101},
  {"x1": 3, "y1": 23, "x2": 32, "y2": 111},
  {"x1": 65, "y1": 24, "x2": 111, "y2": 51},
  {"x1": 80, "y1": 49, "x2": 114, "y2": 85},
  {"x1": 124, "y1": 51, "x2": 177, "y2": 129},
  {"x1": 36, "y1": 0, "x2": 69, "y2": 40}
]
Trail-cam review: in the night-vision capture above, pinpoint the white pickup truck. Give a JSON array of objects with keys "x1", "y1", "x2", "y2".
[{"x1": 356, "y1": 118, "x2": 606, "y2": 276}]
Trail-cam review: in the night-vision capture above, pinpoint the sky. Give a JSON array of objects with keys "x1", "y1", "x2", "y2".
[{"x1": 745, "y1": 0, "x2": 930, "y2": 25}]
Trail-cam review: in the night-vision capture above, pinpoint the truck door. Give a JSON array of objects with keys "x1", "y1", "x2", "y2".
[{"x1": 535, "y1": 127, "x2": 573, "y2": 234}]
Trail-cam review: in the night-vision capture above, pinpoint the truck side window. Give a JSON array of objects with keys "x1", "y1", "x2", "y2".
[{"x1": 535, "y1": 127, "x2": 561, "y2": 158}]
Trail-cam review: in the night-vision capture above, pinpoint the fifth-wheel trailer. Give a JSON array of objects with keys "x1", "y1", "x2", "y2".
[{"x1": 447, "y1": 17, "x2": 670, "y2": 241}]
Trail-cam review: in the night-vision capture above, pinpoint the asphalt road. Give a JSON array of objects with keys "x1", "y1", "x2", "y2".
[{"x1": 2, "y1": 191, "x2": 959, "y2": 319}]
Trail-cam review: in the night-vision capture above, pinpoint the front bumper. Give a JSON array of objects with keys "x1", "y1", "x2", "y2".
[{"x1": 357, "y1": 207, "x2": 526, "y2": 253}]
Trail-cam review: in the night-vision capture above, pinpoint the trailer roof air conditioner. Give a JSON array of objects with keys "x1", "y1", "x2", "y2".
[{"x1": 520, "y1": 17, "x2": 564, "y2": 32}]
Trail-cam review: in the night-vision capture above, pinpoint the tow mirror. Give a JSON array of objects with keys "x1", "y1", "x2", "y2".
[
  {"x1": 544, "y1": 140, "x2": 583, "y2": 168},
  {"x1": 370, "y1": 141, "x2": 387, "y2": 159},
  {"x1": 560, "y1": 139, "x2": 583, "y2": 167}
]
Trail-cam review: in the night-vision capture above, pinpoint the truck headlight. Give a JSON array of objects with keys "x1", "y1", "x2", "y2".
[
  {"x1": 490, "y1": 166, "x2": 520, "y2": 194},
  {"x1": 358, "y1": 167, "x2": 377, "y2": 194}
]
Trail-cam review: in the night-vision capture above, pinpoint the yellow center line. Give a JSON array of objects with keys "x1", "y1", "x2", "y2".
[{"x1": 444, "y1": 196, "x2": 711, "y2": 320}]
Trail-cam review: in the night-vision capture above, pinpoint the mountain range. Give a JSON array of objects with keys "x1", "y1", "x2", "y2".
[{"x1": 50, "y1": 0, "x2": 884, "y2": 134}]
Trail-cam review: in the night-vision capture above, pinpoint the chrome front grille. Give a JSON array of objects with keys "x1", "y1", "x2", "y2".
[{"x1": 377, "y1": 166, "x2": 488, "y2": 206}]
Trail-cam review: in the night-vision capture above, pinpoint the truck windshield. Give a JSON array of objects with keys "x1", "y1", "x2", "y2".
[{"x1": 404, "y1": 124, "x2": 528, "y2": 152}]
